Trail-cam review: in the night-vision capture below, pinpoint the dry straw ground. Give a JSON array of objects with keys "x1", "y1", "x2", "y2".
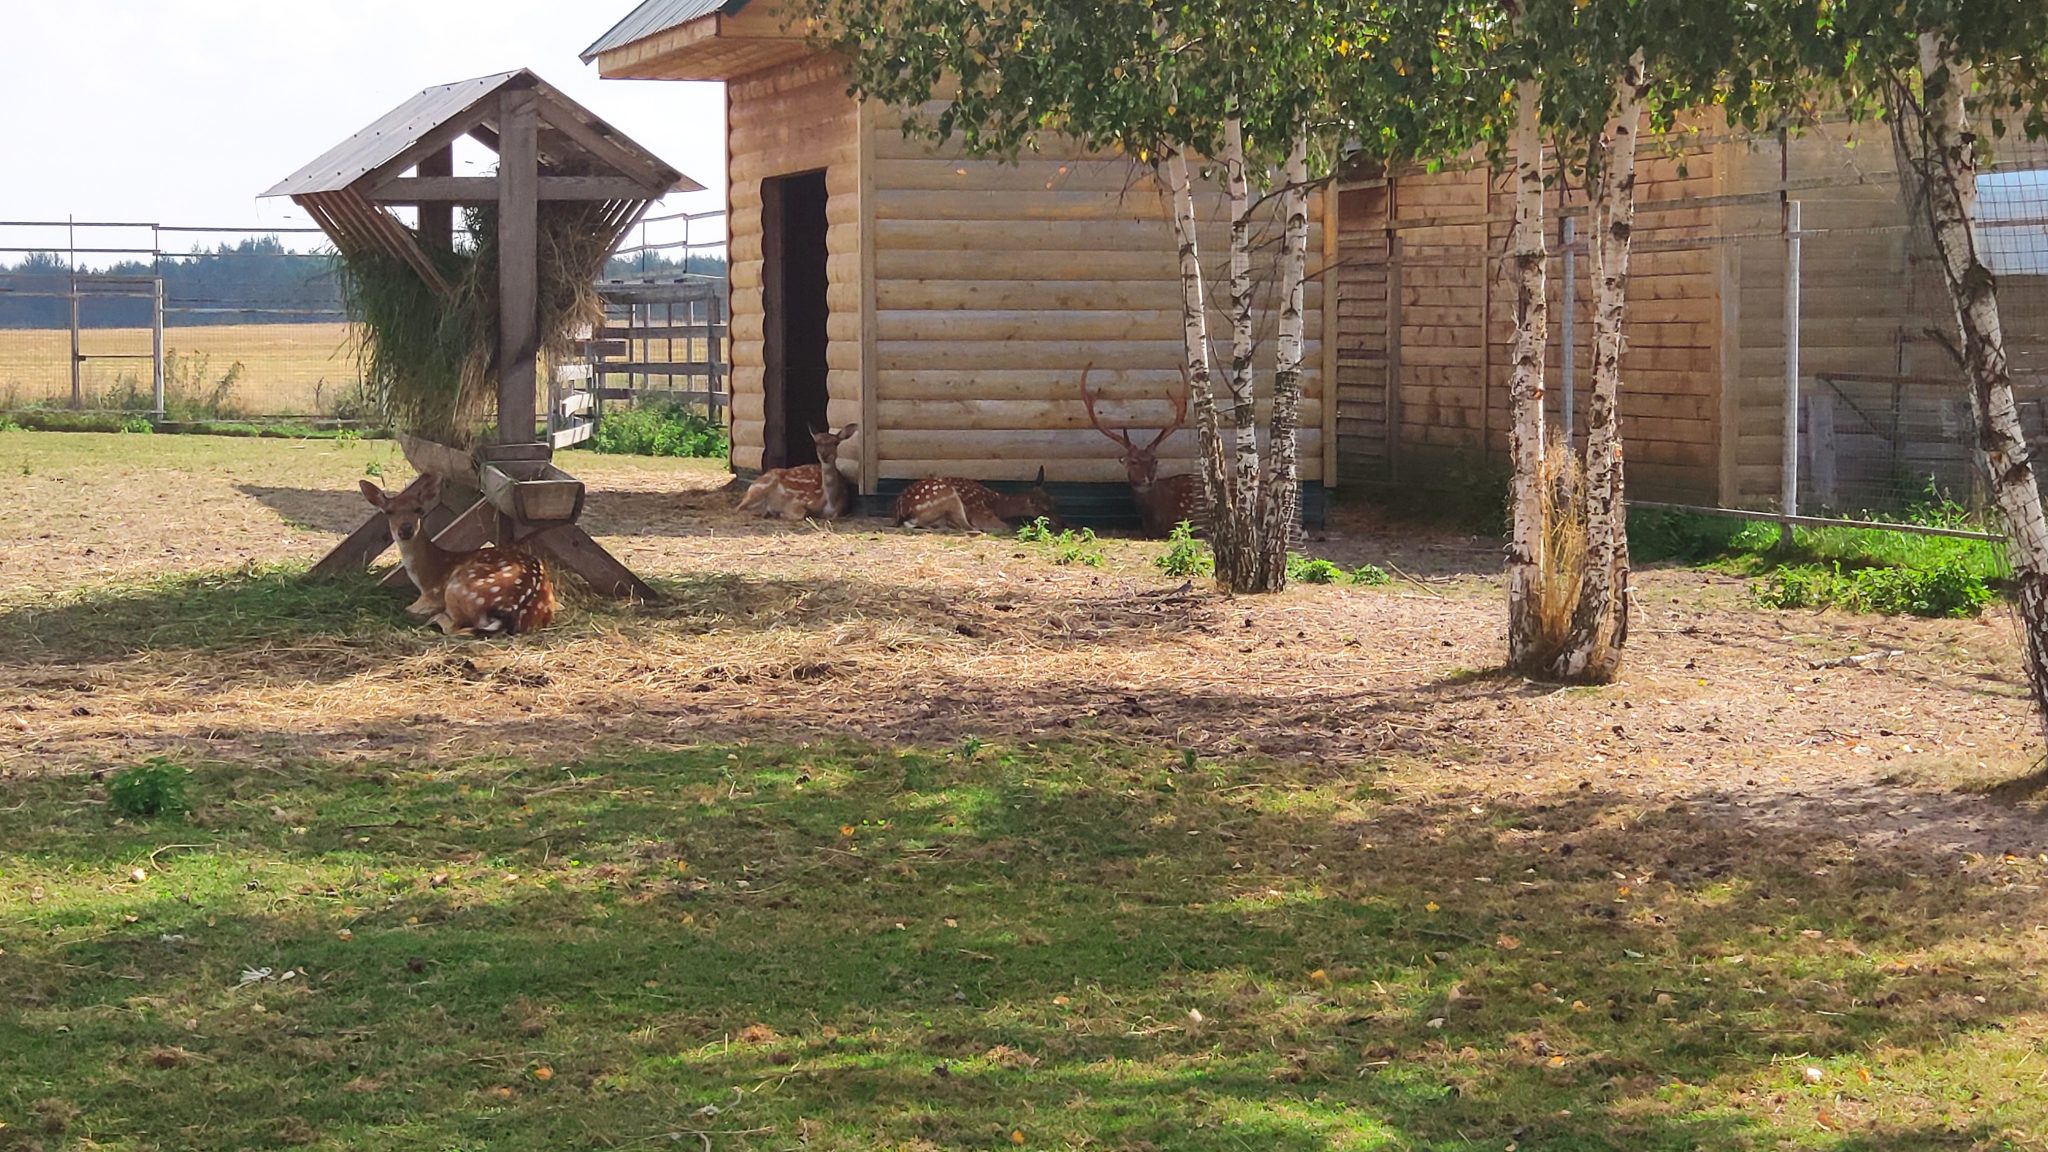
[{"x1": 3, "y1": 430, "x2": 2042, "y2": 855}]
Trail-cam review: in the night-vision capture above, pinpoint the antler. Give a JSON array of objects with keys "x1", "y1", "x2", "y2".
[
  {"x1": 1078, "y1": 363, "x2": 1138, "y2": 452},
  {"x1": 1142, "y1": 367, "x2": 1193, "y2": 453}
]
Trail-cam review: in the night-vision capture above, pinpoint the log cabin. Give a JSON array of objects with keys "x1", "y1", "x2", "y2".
[{"x1": 581, "y1": 0, "x2": 1336, "y2": 527}]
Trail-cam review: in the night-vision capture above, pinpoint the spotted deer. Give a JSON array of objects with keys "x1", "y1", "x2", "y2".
[
  {"x1": 894, "y1": 467, "x2": 1060, "y2": 533},
  {"x1": 1079, "y1": 365, "x2": 1206, "y2": 538},
  {"x1": 735, "y1": 424, "x2": 860, "y2": 519},
  {"x1": 358, "y1": 474, "x2": 557, "y2": 637}
]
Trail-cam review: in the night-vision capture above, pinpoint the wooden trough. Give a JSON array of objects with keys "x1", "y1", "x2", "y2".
[{"x1": 267, "y1": 69, "x2": 701, "y2": 603}]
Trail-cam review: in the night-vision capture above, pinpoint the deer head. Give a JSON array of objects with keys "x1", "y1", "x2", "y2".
[
  {"x1": 811, "y1": 423, "x2": 859, "y2": 466},
  {"x1": 359, "y1": 473, "x2": 443, "y2": 542},
  {"x1": 1079, "y1": 364, "x2": 1188, "y2": 490}
]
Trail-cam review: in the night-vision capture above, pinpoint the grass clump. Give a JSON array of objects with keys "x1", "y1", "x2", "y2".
[
  {"x1": 1752, "y1": 558, "x2": 1995, "y2": 618},
  {"x1": 107, "y1": 757, "x2": 192, "y2": 819},
  {"x1": 587, "y1": 400, "x2": 728, "y2": 459},
  {"x1": 1017, "y1": 517, "x2": 1105, "y2": 567}
]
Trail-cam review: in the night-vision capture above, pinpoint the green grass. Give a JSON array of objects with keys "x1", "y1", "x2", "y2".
[
  {"x1": 4, "y1": 740, "x2": 2045, "y2": 1150},
  {"x1": 1629, "y1": 499, "x2": 2010, "y2": 618}
]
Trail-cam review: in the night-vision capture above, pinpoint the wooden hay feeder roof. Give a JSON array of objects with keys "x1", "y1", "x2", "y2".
[{"x1": 261, "y1": 69, "x2": 702, "y2": 294}]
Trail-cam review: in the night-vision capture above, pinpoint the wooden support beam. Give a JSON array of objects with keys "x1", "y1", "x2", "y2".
[
  {"x1": 529, "y1": 524, "x2": 659, "y2": 602},
  {"x1": 307, "y1": 515, "x2": 391, "y2": 581},
  {"x1": 365, "y1": 175, "x2": 658, "y2": 204},
  {"x1": 498, "y1": 87, "x2": 541, "y2": 446},
  {"x1": 416, "y1": 145, "x2": 454, "y2": 253},
  {"x1": 535, "y1": 106, "x2": 678, "y2": 194}
]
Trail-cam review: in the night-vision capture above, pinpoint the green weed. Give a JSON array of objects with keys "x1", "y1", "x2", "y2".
[
  {"x1": 106, "y1": 757, "x2": 192, "y2": 819},
  {"x1": 1751, "y1": 558, "x2": 1994, "y2": 618},
  {"x1": 1016, "y1": 517, "x2": 1105, "y2": 567},
  {"x1": 587, "y1": 400, "x2": 728, "y2": 459},
  {"x1": 1155, "y1": 521, "x2": 1213, "y2": 578}
]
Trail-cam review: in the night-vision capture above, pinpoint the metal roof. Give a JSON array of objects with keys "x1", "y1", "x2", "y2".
[
  {"x1": 261, "y1": 69, "x2": 700, "y2": 199},
  {"x1": 262, "y1": 72, "x2": 523, "y2": 199},
  {"x1": 580, "y1": 0, "x2": 750, "y2": 62}
]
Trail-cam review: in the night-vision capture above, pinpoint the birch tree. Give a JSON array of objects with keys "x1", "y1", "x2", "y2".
[
  {"x1": 808, "y1": 0, "x2": 1357, "y2": 592},
  {"x1": 1812, "y1": 1, "x2": 2048, "y2": 738}
]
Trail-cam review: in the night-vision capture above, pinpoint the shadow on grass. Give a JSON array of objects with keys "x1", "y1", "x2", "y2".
[{"x1": 3, "y1": 739, "x2": 2044, "y2": 1150}]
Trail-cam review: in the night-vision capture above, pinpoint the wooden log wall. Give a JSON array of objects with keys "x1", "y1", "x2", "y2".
[
  {"x1": 725, "y1": 54, "x2": 863, "y2": 478},
  {"x1": 867, "y1": 105, "x2": 1331, "y2": 485},
  {"x1": 1334, "y1": 132, "x2": 1726, "y2": 503}
]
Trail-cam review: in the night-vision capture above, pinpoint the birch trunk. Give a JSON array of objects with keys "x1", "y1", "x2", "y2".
[
  {"x1": 1912, "y1": 33, "x2": 2048, "y2": 741},
  {"x1": 1550, "y1": 51, "x2": 1647, "y2": 683},
  {"x1": 1256, "y1": 135, "x2": 1312, "y2": 591},
  {"x1": 1505, "y1": 77, "x2": 1552, "y2": 672},
  {"x1": 1218, "y1": 118, "x2": 1262, "y2": 591},
  {"x1": 1163, "y1": 150, "x2": 1231, "y2": 539}
]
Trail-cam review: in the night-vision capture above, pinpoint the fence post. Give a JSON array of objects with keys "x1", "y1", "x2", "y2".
[
  {"x1": 151, "y1": 276, "x2": 166, "y2": 422},
  {"x1": 1561, "y1": 215, "x2": 1576, "y2": 437},
  {"x1": 1780, "y1": 199, "x2": 1803, "y2": 545},
  {"x1": 1807, "y1": 382, "x2": 1836, "y2": 511}
]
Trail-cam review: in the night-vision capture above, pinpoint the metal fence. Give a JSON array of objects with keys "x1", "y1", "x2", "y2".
[{"x1": 0, "y1": 212, "x2": 730, "y2": 427}]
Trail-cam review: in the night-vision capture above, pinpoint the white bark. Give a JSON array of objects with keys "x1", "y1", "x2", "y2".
[
  {"x1": 1914, "y1": 32, "x2": 2048, "y2": 740},
  {"x1": 1163, "y1": 150, "x2": 1231, "y2": 546},
  {"x1": 1220, "y1": 118, "x2": 1261, "y2": 589},
  {"x1": 1505, "y1": 77, "x2": 1551, "y2": 671},
  {"x1": 1258, "y1": 134, "x2": 1312, "y2": 591},
  {"x1": 1552, "y1": 50, "x2": 1646, "y2": 684}
]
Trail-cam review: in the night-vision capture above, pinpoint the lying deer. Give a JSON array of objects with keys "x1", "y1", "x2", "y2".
[
  {"x1": 894, "y1": 467, "x2": 1059, "y2": 533},
  {"x1": 359, "y1": 474, "x2": 557, "y2": 637},
  {"x1": 1080, "y1": 365, "x2": 1205, "y2": 538},
  {"x1": 735, "y1": 424, "x2": 860, "y2": 519}
]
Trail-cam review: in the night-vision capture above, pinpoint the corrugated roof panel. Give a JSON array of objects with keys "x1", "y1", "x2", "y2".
[
  {"x1": 262, "y1": 69, "x2": 702, "y2": 199},
  {"x1": 580, "y1": 0, "x2": 748, "y2": 62},
  {"x1": 261, "y1": 72, "x2": 520, "y2": 198}
]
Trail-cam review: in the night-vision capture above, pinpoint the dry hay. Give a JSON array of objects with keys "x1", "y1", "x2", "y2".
[{"x1": 3, "y1": 437, "x2": 2047, "y2": 858}]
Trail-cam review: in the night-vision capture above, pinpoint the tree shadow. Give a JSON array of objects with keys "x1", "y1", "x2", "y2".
[{"x1": 5, "y1": 739, "x2": 2043, "y2": 1149}]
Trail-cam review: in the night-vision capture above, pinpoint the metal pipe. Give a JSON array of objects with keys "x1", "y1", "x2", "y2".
[
  {"x1": 1780, "y1": 199, "x2": 1803, "y2": 544},
  {"x1": 1629, "y1": 500, "x2": 2006, "y2": 543},
  {"x1": 1561, "y1": 215, "x2": 1577, "y2": 438},
  {"x1": 68, "y1": 217, "x2": 81, "y2": 408}
]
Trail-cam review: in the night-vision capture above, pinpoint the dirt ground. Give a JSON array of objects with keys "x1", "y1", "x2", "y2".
[{"x1": 5, "y1": 431, "x2": 2045, "y2": 859}]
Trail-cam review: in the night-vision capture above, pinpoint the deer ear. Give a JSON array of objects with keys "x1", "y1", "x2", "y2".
[
  {"x1": 359, "y1": 479, "x2": 386, "y2": 509},
  {"x1": 839, "y1": 423, "x2": 860, "y2": 439},
  {"x1": 416, "y1": 473, "x2": 443, "y2": 503},
  {"x1": 1034, "y1": 465, "x2": 1046, "y2": 486}
]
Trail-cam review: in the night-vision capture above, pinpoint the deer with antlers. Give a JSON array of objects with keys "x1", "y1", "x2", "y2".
[
  {"x1": 894, "y1": 467, "x2": 1060, "y2": 533},
  {"x1": 1080, "y1": 365, "x2": 1206, "y2": 539},
  {"x1": 736, "y1": 424, "x2": 860, "y2": 520}
]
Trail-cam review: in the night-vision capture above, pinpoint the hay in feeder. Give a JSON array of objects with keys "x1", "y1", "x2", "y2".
[{"x1": 336, "y1": 203, "x2": 612, "y2": 447}]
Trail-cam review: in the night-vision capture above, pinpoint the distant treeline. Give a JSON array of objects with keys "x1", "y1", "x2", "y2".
[{"x1": 0, "y1": 238, "x2": 727, "y2": 329}]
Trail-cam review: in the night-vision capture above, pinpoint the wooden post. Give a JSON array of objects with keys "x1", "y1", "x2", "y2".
[
  {"x1": 417, "y1": 144, "x2": 454, "y2": 254},
  {"x1": 497, "y1": 87, "x2": 541, "y2": 445}
]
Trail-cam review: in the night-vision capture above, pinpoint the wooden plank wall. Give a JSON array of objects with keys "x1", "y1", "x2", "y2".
[
  {"x1": 1333, "y1": 135, "x2": 1725, "y2": 502},
  {"x1": 867, "y1": 110, "x2": 1329, "y2": 484},
  {"x1": 725, "y1": 54, "x2": 862, "y2": 478}
]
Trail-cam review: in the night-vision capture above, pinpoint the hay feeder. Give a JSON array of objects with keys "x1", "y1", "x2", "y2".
[{"x1": 264, "y1": 69, "x2": 702, "y2": 601}]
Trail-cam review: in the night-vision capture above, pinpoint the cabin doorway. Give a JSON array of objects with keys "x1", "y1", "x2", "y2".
[{"x1": 761, "y1": 169, "x2": 831, "y2": 470}]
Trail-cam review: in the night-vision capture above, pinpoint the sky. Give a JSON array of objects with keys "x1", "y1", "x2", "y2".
[{"x1": 0, "y1": 1, "x2": 727, "y2": 258}]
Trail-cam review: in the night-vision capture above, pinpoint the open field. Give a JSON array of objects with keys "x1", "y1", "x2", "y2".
[
  {"x1": 5, "y1": 430, "x2": 2048, "y2": 1150},
  {"x1": 0, "y1": 323, "x2": 359, "y2": 417}
]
